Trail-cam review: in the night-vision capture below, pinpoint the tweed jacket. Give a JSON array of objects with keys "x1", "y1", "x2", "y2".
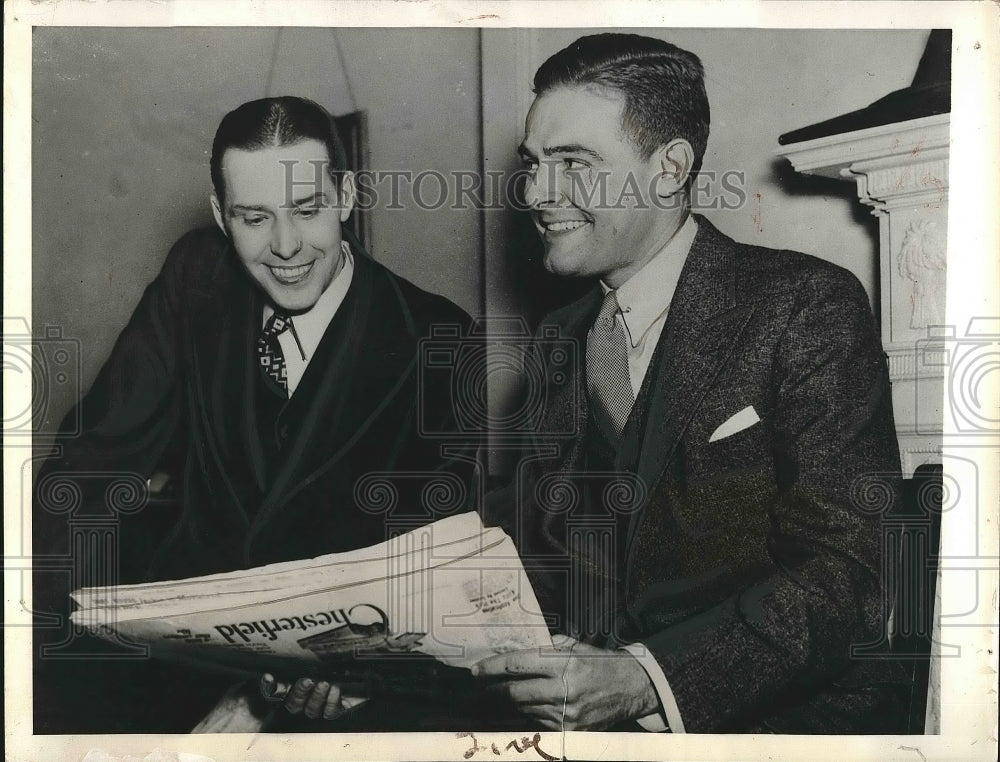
[{"x1": 499, "y1": 215, "x2": 909, "y2": 733}]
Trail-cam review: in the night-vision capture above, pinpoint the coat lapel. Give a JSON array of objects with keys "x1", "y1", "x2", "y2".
[
  {"x1": 538, "y1": 287, "x2": 602, "y2": 466},
  {"x1": 247, "y1": 253, "x2": 415, "y2": 539},
  {"x1": 530, "y1": 287, "x2": 601, "y2": 550},
  {"x1": 626, "y1": 218, "x2": 755, "y2": 552},
  {"x1": 189, "y1": 244, "x2": 262, "y2": 525}
]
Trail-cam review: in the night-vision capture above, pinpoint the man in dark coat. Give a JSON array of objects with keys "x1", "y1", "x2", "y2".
[
  {"x1": 475, "y1": 34, "x2": 910, "y2": 734},
  {"x1": 33, "y1": 96, "x2": 479, "y2": 733}
]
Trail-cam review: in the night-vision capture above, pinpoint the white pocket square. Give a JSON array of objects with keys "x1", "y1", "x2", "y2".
[{"x1": 709, "y1": 405, "x2": 760, "y2": 442}]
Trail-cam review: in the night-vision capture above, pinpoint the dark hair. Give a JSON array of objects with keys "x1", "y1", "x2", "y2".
[
  {"x1": 210, "y1": 96, "x2": 348, "y2": 205},
  {"x1": 533, "y1": 34, "x2": 710, "y2": 174}
]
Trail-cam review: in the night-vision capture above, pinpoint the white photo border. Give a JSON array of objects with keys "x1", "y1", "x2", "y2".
[{"x1": 4, "y1": 2, "x2": 997, "y2": 760}]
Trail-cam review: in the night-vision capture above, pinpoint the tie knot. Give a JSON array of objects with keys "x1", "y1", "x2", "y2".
[
  {"x1": 595, "y1": 290, "x2": 621, "y2": 331},
  {"x1": 262, "y1": 311, "x2": 292, "y2": 338}
]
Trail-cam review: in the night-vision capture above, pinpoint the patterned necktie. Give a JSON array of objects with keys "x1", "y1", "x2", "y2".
[
  {"x1": 586, "y1": 290, "x2": 635, "y2": 437},
  {"x1": 258, "y1": 311, "x2": 292, "y2": 393}
]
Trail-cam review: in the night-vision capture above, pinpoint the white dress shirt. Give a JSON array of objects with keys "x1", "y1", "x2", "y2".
[
  {"x1": 262, "y1": 248, "x2": 355, "y2": 396},
  {"x1": 597, "y1": 214, "x2": 698, "y2": 397},
  {"x1": 592, "y1": 214, "x2": 698, "y2": 733}
]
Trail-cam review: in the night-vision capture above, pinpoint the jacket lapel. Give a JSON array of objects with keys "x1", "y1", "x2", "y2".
[
  {"x1": 626, "y1": 218, "x2": 755, "y2": 552},
  {"x1": 530, "y1": 288, "x2": 601, "y2": 550},
  {"x1": 537, "y1": 287, "x2": 602, "y2": 466},
  {"x1": 248, "y1": 253, "x2": 415, "y2": 539},
  {"x1": 189, "y1": 244, "x2": 262, "y2": 525}
]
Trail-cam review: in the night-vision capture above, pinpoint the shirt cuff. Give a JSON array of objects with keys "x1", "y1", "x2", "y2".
[{"x1": 620, "y1": 642, "x2": 686, "y2": 733}]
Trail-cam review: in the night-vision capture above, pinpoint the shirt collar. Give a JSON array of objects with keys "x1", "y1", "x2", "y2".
[
  {"x1": 262, "y1": 247, "x2": 355, "y2": 360},
  {"x1": 601, "y1": 215, "x2": 698, "y2": 349}
]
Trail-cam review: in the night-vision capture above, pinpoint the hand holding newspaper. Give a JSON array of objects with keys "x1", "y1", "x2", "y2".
[{"x1": 72, "y1": 512, "x2": 552, "y2": 698}]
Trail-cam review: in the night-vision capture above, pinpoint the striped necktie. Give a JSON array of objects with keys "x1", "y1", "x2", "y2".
[
  {"x1": 586, "y1": 290, "x2": 634, "y2": 437},
  {"x1": 258, "y1": 311, "x2": 292, "y2": 393}
]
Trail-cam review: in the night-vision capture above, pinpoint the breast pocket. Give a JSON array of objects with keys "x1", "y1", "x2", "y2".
[
  {"x1": 689, "y1": 412, "x2": 772, "y2": 485},
  {"x1": 675, "y1": 421, "x2": 775, "y2": 542}
]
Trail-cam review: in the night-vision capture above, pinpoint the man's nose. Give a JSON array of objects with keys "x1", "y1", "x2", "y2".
[
  {"x1": 525, "y1": 162, "x2": 561, "y2": 208},
  {"x1": 270, "y1": 218, "x2": 302, "y2": 259}
]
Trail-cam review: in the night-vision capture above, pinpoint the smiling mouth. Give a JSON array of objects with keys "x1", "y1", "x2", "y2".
[
  {"x1": 268, "y1": 262, "x2": 314, "y2": 285},
  {"x1": 540, "y1": 219, "x2": 591, "y2": 235}
]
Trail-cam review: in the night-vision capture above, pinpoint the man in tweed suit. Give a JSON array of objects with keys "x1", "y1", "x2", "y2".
[{"x1": 475, "y1": 34, "x2": 910, "y2": 733}]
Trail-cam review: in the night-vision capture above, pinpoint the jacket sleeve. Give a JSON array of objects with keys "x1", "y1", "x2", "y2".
[
  {"x1": 642, "y1": 269, "x2": 902, "y2": 731},
  {"x1": 32, "y1": 232, "x2": 204, "y2": 617},
  {"x1": 37, "y1": 237, "x2": 197, "y2": 480},
  {"x1": 31, "y1": 232, "x2": 219, "y2": 733}
]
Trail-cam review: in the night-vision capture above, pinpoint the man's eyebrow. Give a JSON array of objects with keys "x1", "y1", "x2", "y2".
[
  {"x1": 543, "y1": 144, "x2": 603, "y2": 161},
  {"x1": 517, "y1": 143, "x2": 603, "y2": 162},
  {"x1": 229, "y1": 193, "x2": 329, "y2": 214},
  {"x1": 291, "y1": 192, "x2": 329, "y2": 207},
  {"x1": 229, "y1": 203, "x2": 269, "y2": 214}
]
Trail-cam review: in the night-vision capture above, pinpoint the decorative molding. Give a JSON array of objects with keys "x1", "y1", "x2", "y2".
[
  {"x1": 775, "y1": 114, "x2": 950, "y2": 180},
  {"x1": 885, "y1": 344, "x2": 947, "y2": 382},
  {"x1": 851, "y1": 156, "x2": 949, "y2": 214},
  {"x1": 897, "y1": 435, "x2": 944, "y2": 477},
  {"x1": 900, "y1": 445, "x2": 944, "y2": 477},
  {"x1": 777, "y1": 114, "x2": 950, "y2": 218},
  {"x1": 857, "y1": 155, "x2": 949, "y2": 197},
  {"x1": 898, "y1": 220, "x2": 947, "y2": 329},
  {"x1": 893, "y1": 426, "x2": 943, "y2": 437}
]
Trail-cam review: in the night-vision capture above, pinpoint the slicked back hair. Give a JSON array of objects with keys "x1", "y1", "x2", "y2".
[
  {"x1": 210, "y1": 96, "x2": 348, "y2": 206},
  {"x1": 533, "y1": 34, "x2": 710, "y2": 174}
]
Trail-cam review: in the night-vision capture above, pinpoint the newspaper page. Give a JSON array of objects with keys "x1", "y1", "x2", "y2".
[
  {"x1": 71, "y1": 513, "x2": 552, "y2": 689},
  {"x1": 71, "y1": 511, "x2": 493, "y2": 610}
]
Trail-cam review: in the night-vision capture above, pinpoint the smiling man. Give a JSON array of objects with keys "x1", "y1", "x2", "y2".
[
  {"x1": 33, "y1": 96, "x2": 478, "y2": 733},
  {"x1": 477, "y1": 34, "x2": 910, "y2": 734},
  {"x1": 210, "y1": 134, "x2": 352, "y2": 316},
  {"x1": 516, "y1": 84, "x2": 695, "y2": 289}
]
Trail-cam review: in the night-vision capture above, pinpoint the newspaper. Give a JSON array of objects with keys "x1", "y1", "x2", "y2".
[{"x1": 71, "y1": 513, "x2": 552, "y2": 693}]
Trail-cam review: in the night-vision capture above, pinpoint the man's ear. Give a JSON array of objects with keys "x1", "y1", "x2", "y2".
[
  {"x1": 653, "y1": 139, "x2": 695, "y2": 198},
  {"x1": 337, "y1": 171, "x2": 357, "y2": 223},
  {"x1": 210, "y1": 192, "x2": 227, "y2": 235}
]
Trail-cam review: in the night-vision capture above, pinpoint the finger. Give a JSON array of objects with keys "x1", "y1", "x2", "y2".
[
  {"x1": 512, "y1": 702, "x2": 565, "y2": 726},
  {"x1": 283, "y1": 678, "x2": 314, "y2": 714},
  {"x1": 485, "y1": 687, "x2": 562, "y2": 725},
  {"x1": 260, "y1": 673, "x2": 291, "y2": 702},
  {"x1": 487, "y1": 677, "x2": 564, "y2": 706},
  {"x1": 304, "y1": 681, "x2": 332, "y2": 720},
  {"x1": 322, "y1": 683, "x2": 343, "y2": 720},
  {"x1": 505, "y1": 677, "x2": 566, "y2": 706},
  {"x1": 474, "y1": 649, "x2": 566, "y2": 679},
  {"x1": 536, "y1": 716, "x2": 565, "y2": 731}
]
